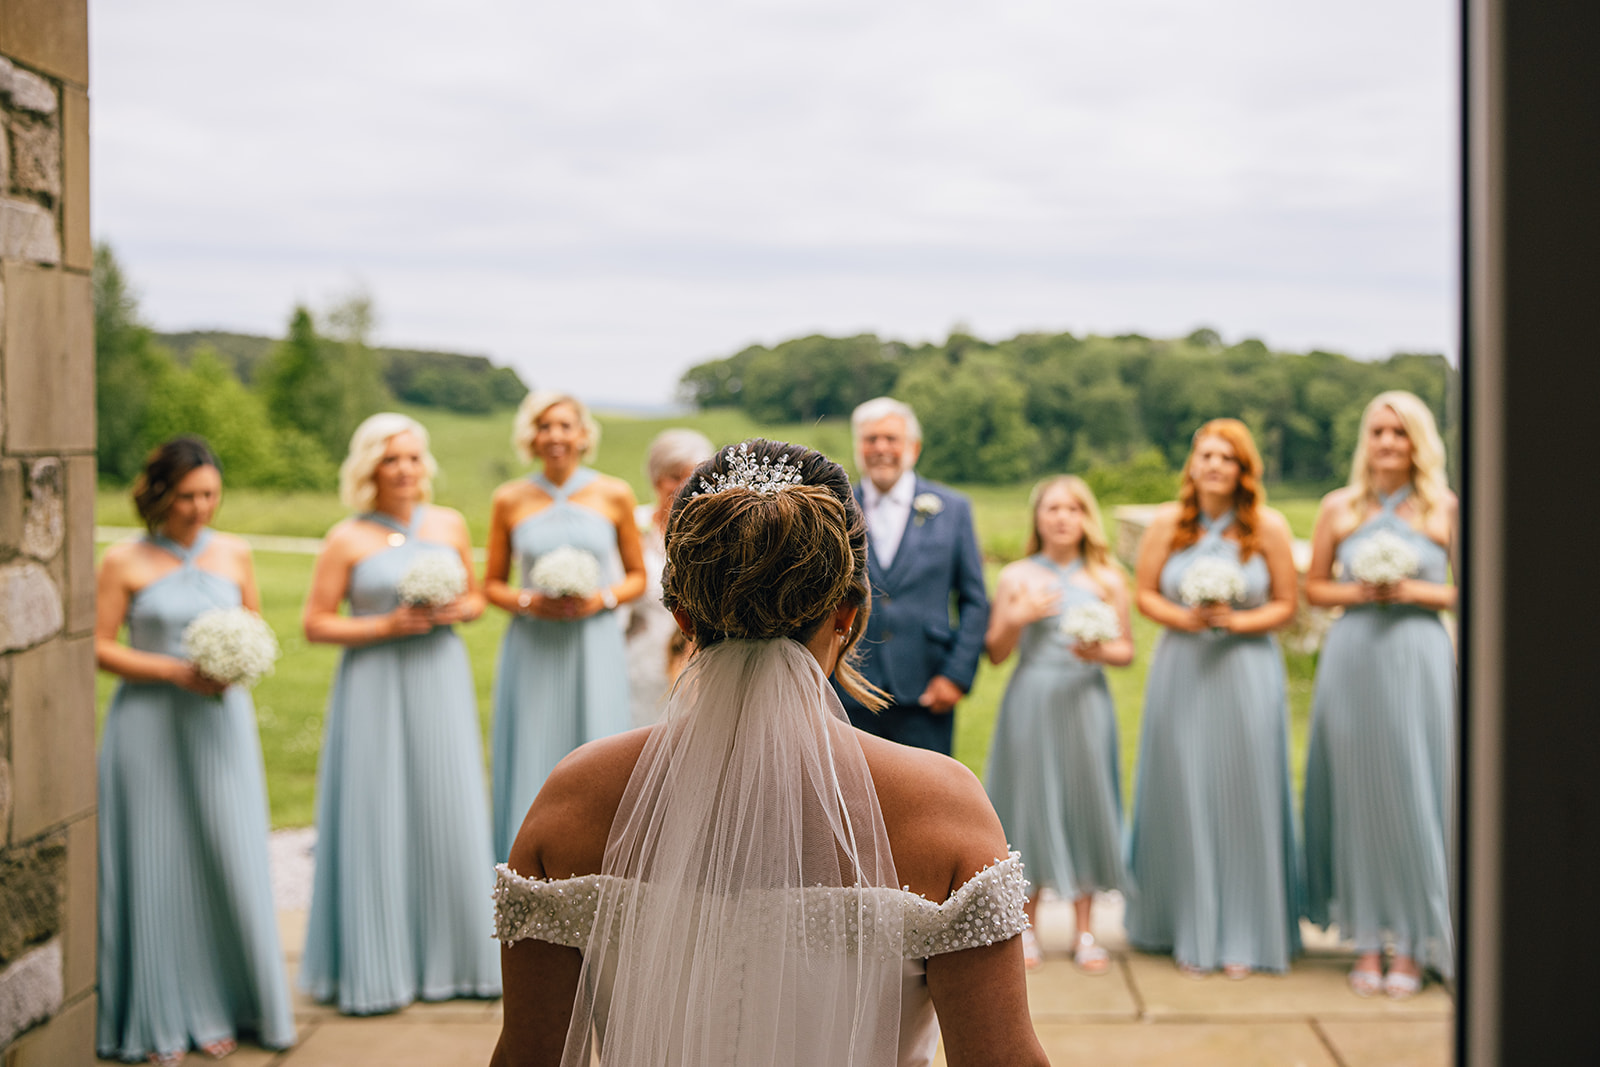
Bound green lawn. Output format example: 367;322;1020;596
96;407;1323;827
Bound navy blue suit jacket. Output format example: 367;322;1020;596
837;477;989;713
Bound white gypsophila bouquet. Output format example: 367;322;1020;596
1178;557;1247;607
397;551;468;607
529;545;601;598
1059;600;1121;646
1347;529;1420;587
181;607;280;689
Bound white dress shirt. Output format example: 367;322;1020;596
863;469;917;570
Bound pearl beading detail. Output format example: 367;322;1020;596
492;851;1029;959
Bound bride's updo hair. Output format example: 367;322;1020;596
661;439;886;709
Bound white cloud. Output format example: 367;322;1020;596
91;0;1457;405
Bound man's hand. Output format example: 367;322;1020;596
919;675;965;714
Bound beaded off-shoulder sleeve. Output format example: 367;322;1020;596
493;851;1028;958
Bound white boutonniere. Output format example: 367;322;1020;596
912;492;944;526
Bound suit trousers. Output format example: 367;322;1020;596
846;702;955;756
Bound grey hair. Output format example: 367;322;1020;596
850;397;922;445
644;428;715;486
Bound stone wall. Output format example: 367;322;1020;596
0;3;95;1065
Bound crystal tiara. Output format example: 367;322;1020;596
693;442;805;497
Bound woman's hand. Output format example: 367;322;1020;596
1007;583;1060;627
429;596;480;626
170;660;228;697
387;604;435;638
1072;639;1110;662
1360;580;1399;605
1196;602;1235;632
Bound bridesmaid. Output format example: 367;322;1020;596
299;413;501;1014
1302;391;1457;998
95;437;295;1063
625;428;714;726
984;476;1133;974
1126;419;1302;977
485;390;646;860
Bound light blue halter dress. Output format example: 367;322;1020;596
984;557;1130;900
491;469;630;860
97;530;296;1061
299;507;502;1014
1302;486;1455;977
1126;512;1303;972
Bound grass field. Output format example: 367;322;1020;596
96;405;1325;827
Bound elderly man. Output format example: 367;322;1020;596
835;397;989;755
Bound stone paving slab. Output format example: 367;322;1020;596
97;902;1455;1065
1024;957;1141;1020
276;1018;501;1067
1124;950;1453;1020
1317;1019;1453;1067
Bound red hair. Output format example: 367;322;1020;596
1170;418;1267;561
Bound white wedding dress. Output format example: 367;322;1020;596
494;639;1027;1067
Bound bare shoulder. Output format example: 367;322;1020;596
492;477;539;508
512;727;653;880
209;531;253;560
99;537;142;571
425;504;470;537
996;557;1047;592
593;472;637;506
858;733;1009;900
1439;489;1460;520
1257;505;1293;540
1320;485;1358;513
1147;501;1182;532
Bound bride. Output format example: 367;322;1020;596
491;440;1048;1067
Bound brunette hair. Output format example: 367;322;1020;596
660;439;886;709
1170;418;1267;560
132;436;222;533
1024;475;1119;586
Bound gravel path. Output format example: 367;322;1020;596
269;827;317;912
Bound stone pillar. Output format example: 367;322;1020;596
0;3;94;1065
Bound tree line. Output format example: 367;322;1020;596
679;327;1456;489
93;245;529;488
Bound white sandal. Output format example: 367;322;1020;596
1384;969;1422;999
1072;932;1110;974
1348;964;1385;997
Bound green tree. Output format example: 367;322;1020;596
899;352;1039;483
324;290;392;444
93;244;180;480
260;306;342;457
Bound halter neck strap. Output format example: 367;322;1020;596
531;467;598;501
1375;485;1413;512
1031;554;1083;578
147;528;212;564
360;506;426;537
1198;509;1235;540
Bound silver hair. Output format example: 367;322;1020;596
850;396;922;444
339;412;437;512
644;428;715;486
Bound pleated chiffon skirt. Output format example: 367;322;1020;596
1126;630;1303;972
300;627;502;1014
491;612;629;861
1303;605;1456;977
986;660;1129;899
97;682;296;1060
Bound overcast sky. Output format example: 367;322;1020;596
91;0;1457;408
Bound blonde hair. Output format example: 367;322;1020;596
1345;390;1449;528
512;390;600;464
339;413;437;513
1024;475;1119;586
